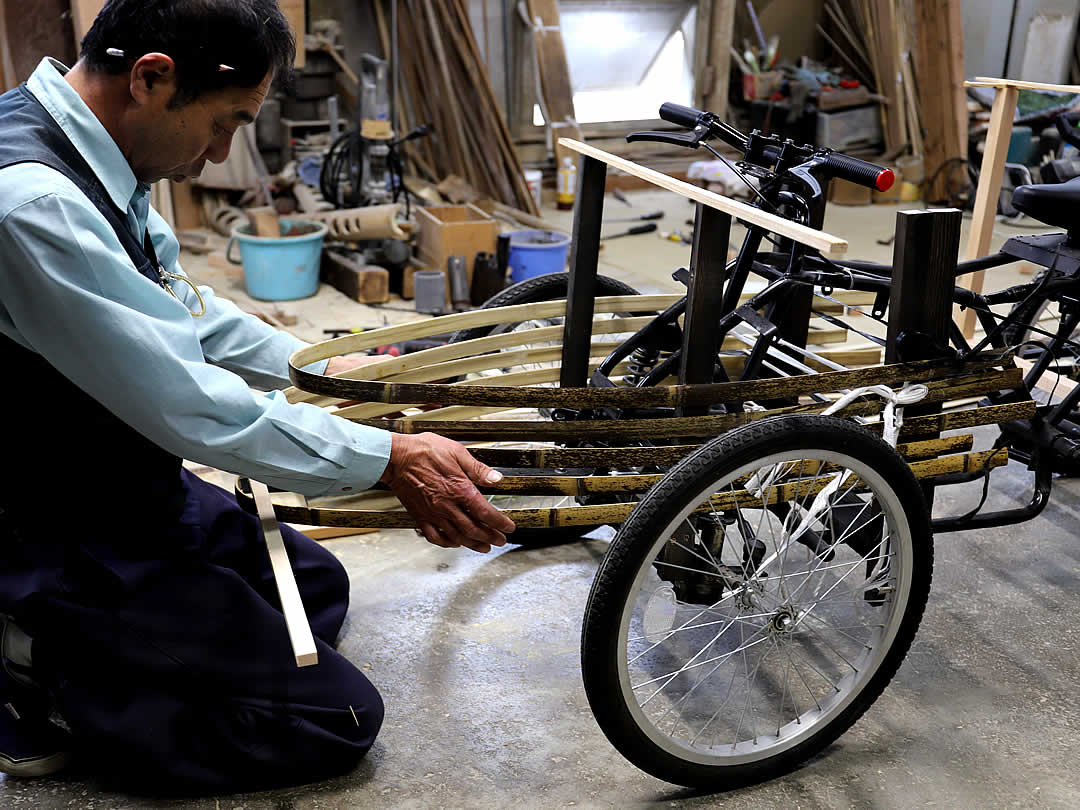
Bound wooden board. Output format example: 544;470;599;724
280;0;306;69
293;337;1011;410
1013;356;1078;399
526;0;584;166
915;0;967;202
966;77;1080;93
70;0;104;52
237;446;1011;530
702;0;736;121
557;139;849;257
249;480;318;668
959;82;1019;338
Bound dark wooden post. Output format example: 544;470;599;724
884;208;962;505
884;208;962;364
679;204;732;415
560;155;606;388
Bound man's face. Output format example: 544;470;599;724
134;71;272;184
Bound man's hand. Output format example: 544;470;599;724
326;355;383;376
380;432;516;553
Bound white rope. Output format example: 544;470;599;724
821;382;928;448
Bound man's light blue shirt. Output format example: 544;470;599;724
0;59;391;496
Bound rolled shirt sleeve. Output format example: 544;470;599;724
0;172;391;497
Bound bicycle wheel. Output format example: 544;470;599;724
449;272;646;547
448;272;642;344
581;414;933;788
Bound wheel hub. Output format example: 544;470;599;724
769;605;799;636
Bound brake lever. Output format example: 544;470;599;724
626;124;707;149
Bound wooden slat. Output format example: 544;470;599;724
557;138;849;257
915;0;967;201
241;448;1009;530
249;480;318;668
702;0;737;121
526;0;584;167
897;399;1035;438
967;77;1080;93
287;294;676;391
465;433;975;469
959;82;1019;338
347;368;1022;441
297;350;1008;411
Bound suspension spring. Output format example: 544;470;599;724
622;346;662;387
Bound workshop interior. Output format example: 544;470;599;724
2;0;1080;807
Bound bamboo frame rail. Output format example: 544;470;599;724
237;445;1011;530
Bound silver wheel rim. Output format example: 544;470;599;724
615;447;914;766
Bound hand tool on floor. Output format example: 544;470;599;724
601;223;658;241
612;188;633;206
603;211;664;223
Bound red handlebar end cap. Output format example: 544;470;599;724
875;168;895;192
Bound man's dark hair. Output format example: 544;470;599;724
81;0;295;108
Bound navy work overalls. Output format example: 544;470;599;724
0;84;383;792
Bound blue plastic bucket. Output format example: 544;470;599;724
227;219;328;301
507;229;571;283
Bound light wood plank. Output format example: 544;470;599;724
1013;356;1078;399
959;84;1019;338
249;480;319;668
557;138;849;256
967;77;1080;93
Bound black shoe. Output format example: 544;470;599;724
0;631;70;777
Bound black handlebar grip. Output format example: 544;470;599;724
659;102;706;129
822;152;895;191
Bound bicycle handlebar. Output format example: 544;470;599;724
654;101;894;192
658;101;704;129
820;152;895;192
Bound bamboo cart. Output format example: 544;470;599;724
240;141;1033;787
241;141;1029;534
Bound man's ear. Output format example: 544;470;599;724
129;53;177;106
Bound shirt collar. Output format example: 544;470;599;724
26;57;141;213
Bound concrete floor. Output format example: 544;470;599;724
3;195;1078;808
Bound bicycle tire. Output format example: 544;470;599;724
449;272;644;547
448;272;643;344
581;414;933;788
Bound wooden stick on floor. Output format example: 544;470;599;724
250;479;319;668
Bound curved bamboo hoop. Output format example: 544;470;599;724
273;294;1028;532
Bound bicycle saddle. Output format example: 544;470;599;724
1011;176;1080;241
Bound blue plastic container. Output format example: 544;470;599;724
507;229;571;283
227;219;328;301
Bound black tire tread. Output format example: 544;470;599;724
581;414;934;788
448;273;643;344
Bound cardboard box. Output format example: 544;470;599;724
416;204;498;307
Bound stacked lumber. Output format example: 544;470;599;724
825;1;965;202
372;0;539;216
524;0;583;168
912;0;967;202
